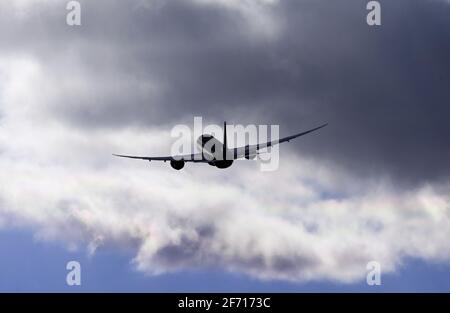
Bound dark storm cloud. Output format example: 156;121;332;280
2;0;450;184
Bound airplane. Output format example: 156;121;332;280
113;122;328;170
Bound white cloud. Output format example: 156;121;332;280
1;53;450;283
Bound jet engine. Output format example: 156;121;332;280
213;160;233;169
170;160;185;170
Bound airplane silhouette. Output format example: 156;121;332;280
113;122;328;170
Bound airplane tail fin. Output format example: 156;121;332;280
223;121;227;160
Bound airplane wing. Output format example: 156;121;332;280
232;123;328;160
112;153;210;163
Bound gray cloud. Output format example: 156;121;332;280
3;0;449;184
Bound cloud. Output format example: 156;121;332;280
1;0;450;283
191;0;281;39
2;0;446;185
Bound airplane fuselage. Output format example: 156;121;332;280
197;134;233;169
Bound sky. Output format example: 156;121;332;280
0;0;450;292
